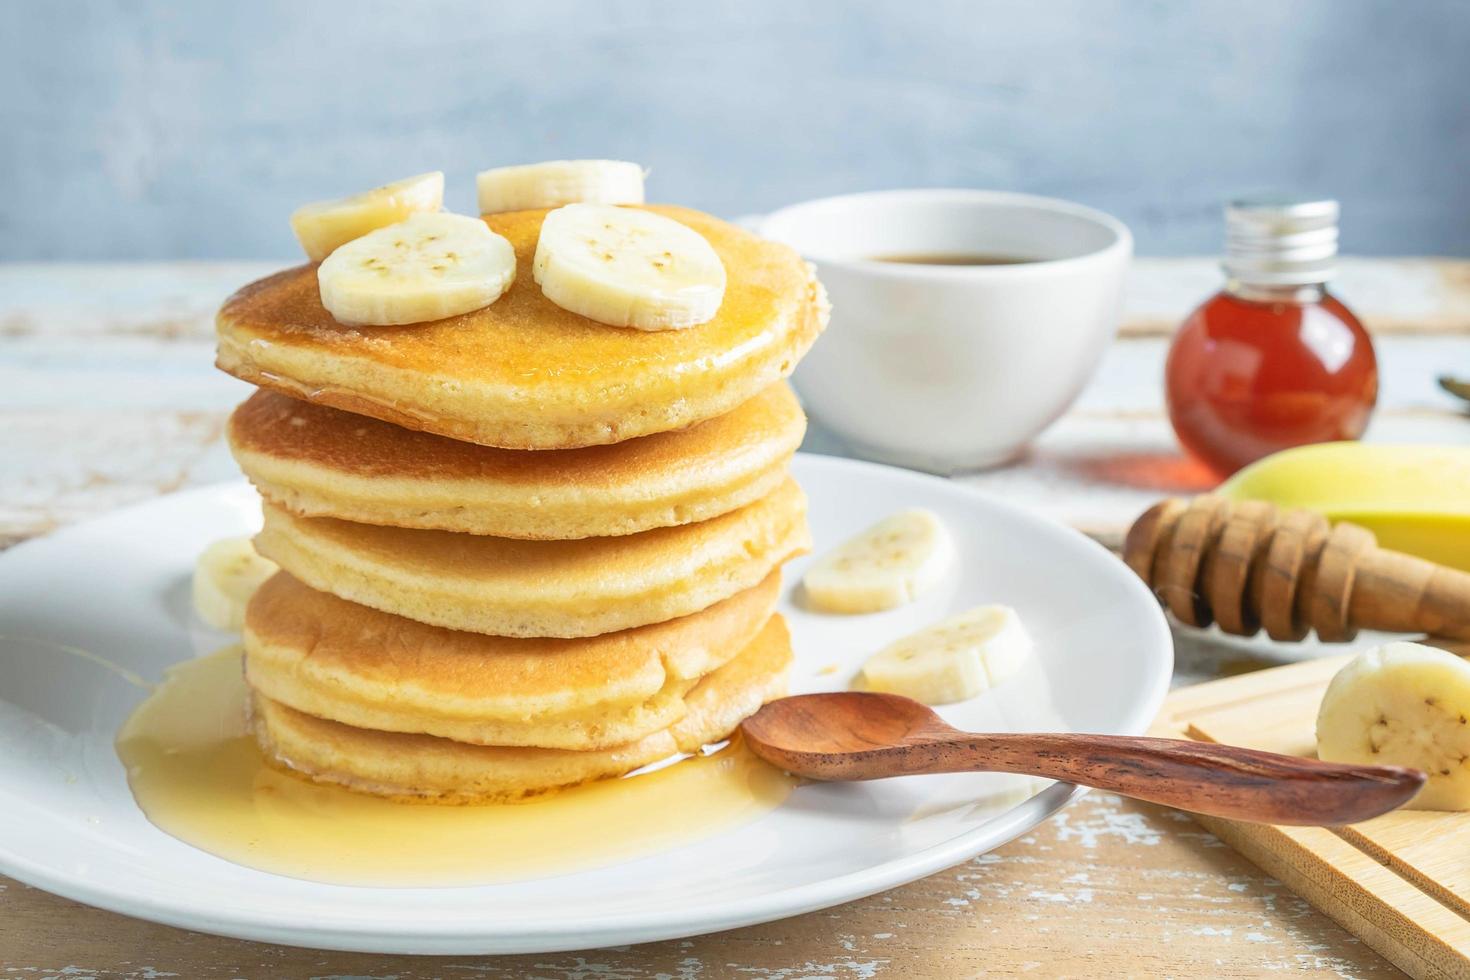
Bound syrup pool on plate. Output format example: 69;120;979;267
116;647;795;887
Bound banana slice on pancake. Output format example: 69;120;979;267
1317;641;1470;810
477;159;645;214
317;212;516;326
290;172;444;262
533;204;726;330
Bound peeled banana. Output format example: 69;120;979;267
290;172;444;262
193;536;278;632
476;160;644;214
1317;641;1470;811
317;212;516;326
803;509;954;614
532;203;726;330
1220;443;1470;572
856;605;1032;705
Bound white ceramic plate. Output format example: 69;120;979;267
0;453;1171;954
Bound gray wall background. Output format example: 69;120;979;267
3;0;1467;260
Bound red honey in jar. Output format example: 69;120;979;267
1165;197;1377;477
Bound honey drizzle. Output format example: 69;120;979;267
116;648;794;887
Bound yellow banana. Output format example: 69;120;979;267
1219;443;1470;572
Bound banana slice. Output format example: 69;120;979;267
477;160;645;214
803;509;954;614
290;172;444;262
1317;641;1470;811
532;203;726;330
192;536;278;632
317;212;516;326
856;605;1032;705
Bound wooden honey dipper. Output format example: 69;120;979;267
1124;495;1470;642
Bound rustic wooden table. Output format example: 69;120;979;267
1;258;1466;979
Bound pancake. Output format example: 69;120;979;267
253;475;809;638
227;383;805;539
242;569;780;750
216;206;829;450
251;614;793;803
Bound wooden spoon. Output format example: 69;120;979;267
741;692;1425;826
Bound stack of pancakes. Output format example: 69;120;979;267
215;205;828;802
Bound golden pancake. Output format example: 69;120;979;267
216;206;828;450
242;570;779;750
227;384;805;540
253;476;809;638
251;614;794;803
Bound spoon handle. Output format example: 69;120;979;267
912;732;1423;826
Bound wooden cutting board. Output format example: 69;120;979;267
1151;654;1470;979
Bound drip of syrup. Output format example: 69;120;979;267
116;648;795;887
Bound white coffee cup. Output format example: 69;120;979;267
761;189;1131;472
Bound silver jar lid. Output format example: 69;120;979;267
1223;195;1338;286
